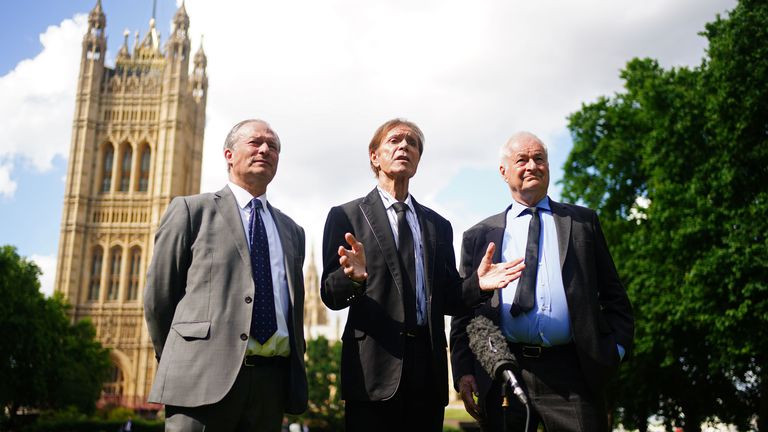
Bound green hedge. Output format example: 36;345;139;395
20;419;163;432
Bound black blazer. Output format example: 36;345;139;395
321;188;489;405
450;199;634;403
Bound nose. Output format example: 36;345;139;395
257;142;271;153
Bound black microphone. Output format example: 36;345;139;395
466;315;528;405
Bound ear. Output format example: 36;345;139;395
499;163;506;178
224;148;234;166
370;150;380;169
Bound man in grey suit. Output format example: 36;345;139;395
144;119;308;431
450;131;634;431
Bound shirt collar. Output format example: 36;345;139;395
228;182;267;210
376;185;415;213
508;195;550;218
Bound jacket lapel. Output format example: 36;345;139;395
359;188;404;297
269;204;297;306
550;199;571;270
214;186;252;271
483;212;507;316
412;197;436;299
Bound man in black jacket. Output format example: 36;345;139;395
321;118;525;432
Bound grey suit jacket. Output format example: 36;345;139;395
450;199;634;402
144;186;308;413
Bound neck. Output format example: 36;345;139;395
378;175;410;201
230;178;267;198
513;192;545;208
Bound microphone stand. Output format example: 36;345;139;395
500;372;531;431
500;385;510;432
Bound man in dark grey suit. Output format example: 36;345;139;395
450;131;634;431
144;119;308;431
321;119;525;432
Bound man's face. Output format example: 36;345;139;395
500;136;549;204
370;126;421;180
224;121;280;188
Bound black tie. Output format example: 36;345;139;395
393;202;417;329
510;207;540;317
249;199;277;344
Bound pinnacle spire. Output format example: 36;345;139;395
88;0;106;31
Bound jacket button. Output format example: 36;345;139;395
240;333;248;341
245;296;252;304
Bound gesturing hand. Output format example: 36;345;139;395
338;232;368;282
477;242;525;291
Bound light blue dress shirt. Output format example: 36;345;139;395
500;197;573;346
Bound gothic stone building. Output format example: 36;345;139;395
54;0;207;409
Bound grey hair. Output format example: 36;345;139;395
223;119;280;151
499;131;548;167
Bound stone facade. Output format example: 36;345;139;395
54;0;207;410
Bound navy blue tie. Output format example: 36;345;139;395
510;207;540;317
249;199;277;344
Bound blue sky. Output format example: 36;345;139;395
0;0;736;295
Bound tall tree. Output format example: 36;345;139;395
0;246;111;425
562;1;767;430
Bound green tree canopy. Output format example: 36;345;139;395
0;245;111;425
562;1;767;430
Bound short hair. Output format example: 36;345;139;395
223;119;280;172
223;119;280;151
499;131;548;167
368;118;425;176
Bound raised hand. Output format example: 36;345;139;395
477;242;525;290
338;232;368;282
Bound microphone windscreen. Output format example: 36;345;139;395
466;315;516;380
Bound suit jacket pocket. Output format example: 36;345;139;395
172;321;211;340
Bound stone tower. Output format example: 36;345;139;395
53;0;207;409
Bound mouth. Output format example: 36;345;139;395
251;158;272;167
395;155;410;163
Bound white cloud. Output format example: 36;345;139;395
180;0;734;258
31;254;57;297
0;162;17;198
1;1;736;267
0;14;85;197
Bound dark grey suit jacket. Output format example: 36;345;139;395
450;199;634;405
144;186;308;413
321;188;490;406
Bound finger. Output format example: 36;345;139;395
344;233;359;250
482;242;496;263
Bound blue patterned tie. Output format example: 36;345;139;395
249;199;277;344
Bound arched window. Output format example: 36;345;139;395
138;145;151;192
107;246;122;301
101;145;114;192
127;247;141;301
103;364;124;402
88;247;103;301
119;145;132;192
